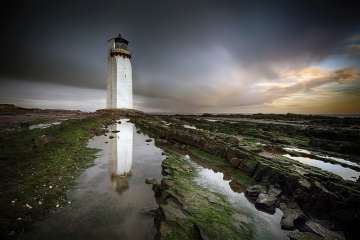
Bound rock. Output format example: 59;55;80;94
141;207;159;216
280;202;305;230
298;178;312;190
254;185;282;213
145;178;158;185
245;185;266;201
109;135;114;139
161;200;186;222
268;185;282;197
111;130;120;133
300;220;345;240
193;223;210;240
157;139;168;144
229;157;241;167
34;134;55;146
287;231;323;240
255;193;277;214
146;139;152;142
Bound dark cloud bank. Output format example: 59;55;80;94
1;0;360;112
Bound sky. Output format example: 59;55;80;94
1;0;360;113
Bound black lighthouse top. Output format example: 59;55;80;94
111;33;129;45
109;33;131;58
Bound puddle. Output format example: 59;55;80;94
283;147;311;155
29;121;62;130
284;147;360;167
318;154;360;168
283;154;360;181
256;142;266;146
205;119;220;122
161;120;171;126
191;158;288;240
22;119;165;240
183;124;197;130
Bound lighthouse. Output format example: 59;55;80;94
107;34;133;109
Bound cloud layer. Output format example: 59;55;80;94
1;0;359;113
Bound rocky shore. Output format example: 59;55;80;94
1;105;359;239
132;114;360;239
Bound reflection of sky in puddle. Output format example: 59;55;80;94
284;147;360;168
109;119;133;177
183;124;197;130
24;119;164;240
193;162;287;240
283;154;360;181
29;121;62;130
283;147;311;154
205;119;219;122
319;155;360;168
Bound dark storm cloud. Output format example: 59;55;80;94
1;0;360;112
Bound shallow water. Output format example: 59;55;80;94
22;119;164;240
29;121;62;130
283;147;311;155
283;147;360;168
192;159;288;240
283;154;360;181
183;124;197;130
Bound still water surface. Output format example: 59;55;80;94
23;119;164;240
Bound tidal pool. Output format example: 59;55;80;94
283;154;360;181
22;119;164;240
192;159;288;240
183;124;198;130
284;147;360;168
29;121;62;130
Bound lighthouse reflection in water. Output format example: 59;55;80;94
109;119;134;193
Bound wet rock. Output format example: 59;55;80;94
254;185;281;214
193;223;210;240
298;179;312;190
161;200;186;222
255;192;277;214
109;135;114;139
287;231;323;240
157;139;168;144
239;159;258;175
34;134;55;146
300;220;345;240
268;185;282;197
111;130;120;133
145;178;158;185
245;185;266;201
146;138;152;142
141;207;160;217
280;202;305;230
229;157;241;167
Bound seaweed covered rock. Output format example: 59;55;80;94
154;151;253;240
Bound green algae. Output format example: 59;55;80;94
0;115;113;238
157;150;253;240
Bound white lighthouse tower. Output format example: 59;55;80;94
107;34;133;109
